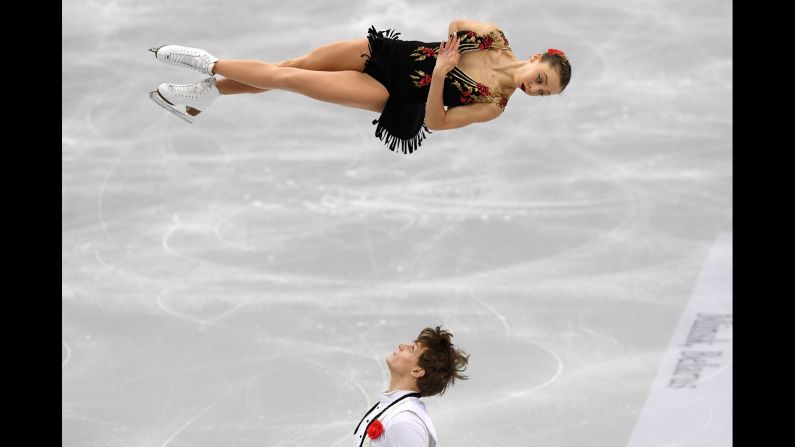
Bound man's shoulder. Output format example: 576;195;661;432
385;404;432;435
389;410;425;424
383;403;428;431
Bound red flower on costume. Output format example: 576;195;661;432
410;70;433;88
479;35;494;49
367;420;384;439
498;97;509;108
476;83;491;97
460;90;474;104
410;46;439;61
467;31;477;37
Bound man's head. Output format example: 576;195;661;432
385;326;470;397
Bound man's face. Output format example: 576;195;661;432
386;341;426;377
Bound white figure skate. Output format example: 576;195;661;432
149;77;219;123
149;45;219;76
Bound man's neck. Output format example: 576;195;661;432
387;377;420;394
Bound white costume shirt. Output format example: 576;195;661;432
352;390;437;447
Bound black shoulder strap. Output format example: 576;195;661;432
353;401;380;435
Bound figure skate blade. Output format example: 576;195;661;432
149;91;193;123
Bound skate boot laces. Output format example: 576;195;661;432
167;78;214;100
155;45;218;75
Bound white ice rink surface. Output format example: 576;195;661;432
62;1;732;446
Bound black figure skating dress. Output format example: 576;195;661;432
362;26;512;154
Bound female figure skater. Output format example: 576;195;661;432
149;19;572;154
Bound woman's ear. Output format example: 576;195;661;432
530;53;542;62
412;367;426;378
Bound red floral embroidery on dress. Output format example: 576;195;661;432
410;70;433;88
456;30;510;51
479;35;494;50
460;89;474;104
448;78;509;109
410;45;439;61
476;83;491;97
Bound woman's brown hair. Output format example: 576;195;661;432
541;51;571;92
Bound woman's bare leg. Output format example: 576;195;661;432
215;59;292;94
215;38;371;95
215;78;269;94
212;60;284;90
211;59;388;113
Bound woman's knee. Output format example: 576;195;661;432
275;57;305;69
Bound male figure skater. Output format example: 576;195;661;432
353;326;470;447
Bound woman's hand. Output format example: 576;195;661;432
434;34;460;76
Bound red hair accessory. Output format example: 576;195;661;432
547;48;566;57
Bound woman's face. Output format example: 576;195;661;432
518;58;562;97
